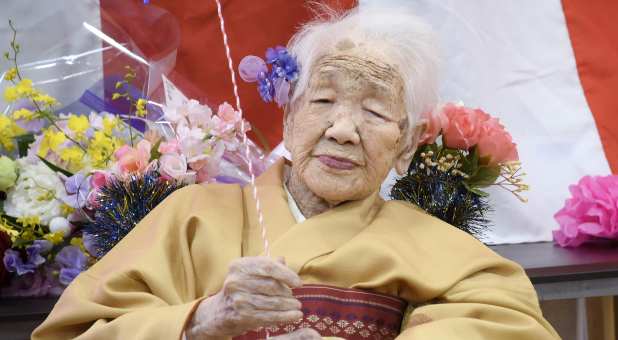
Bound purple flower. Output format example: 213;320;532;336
55;246;88;285
266;46;298;82
241;46;298;105
0;266;61;298
257;71;275;103
26;240;53;267
63;172;91;208
3;240;53;276
3;249;34;275
238;55;268;83
265;46;287;64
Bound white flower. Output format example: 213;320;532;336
4;158;68;225
159;152;196;184
49;216;72;236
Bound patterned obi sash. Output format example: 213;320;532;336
233;284;408;340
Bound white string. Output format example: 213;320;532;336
214;0;269;257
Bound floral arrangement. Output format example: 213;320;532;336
553;175;618;247
391;102;528;238
0;22;261;296
239;46;299;106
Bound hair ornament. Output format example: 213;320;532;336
239;46;299;107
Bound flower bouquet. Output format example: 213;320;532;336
391;102;528;239
0;22;265;296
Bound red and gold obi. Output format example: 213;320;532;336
234;285;408;340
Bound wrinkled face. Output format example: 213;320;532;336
284;45;412;203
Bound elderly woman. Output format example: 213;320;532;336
33;5;558;340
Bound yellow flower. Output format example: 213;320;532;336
44;232;64;245
38;128;67;157
12;108;36;121
16;215;41;228
5;67;17;81
0;115;25;151
60;204;75;216
15;78;34;97
88;131;121;168
4;79;35;102
60;146;85;172
102;116;119;135
20;230;36;243
0;219;19;242
70;237;89;255
112;93;123;100
136;98;147;117
67;115;89;139
32;92;58;107
3;86;18;102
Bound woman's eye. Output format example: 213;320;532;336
311;98;334;104
365;109;386;120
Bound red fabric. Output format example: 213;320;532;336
233;284;407;340
562;0;618;173
100;0;356;150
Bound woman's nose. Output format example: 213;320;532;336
324;115;361;145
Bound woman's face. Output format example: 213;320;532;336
284;46;412;204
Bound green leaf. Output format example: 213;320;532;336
150;139;162;161
37;156;74;177
461;146;480;177
14;133;34;158
462;181;490;197
466;165;501;188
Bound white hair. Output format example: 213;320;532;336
287;4;440;135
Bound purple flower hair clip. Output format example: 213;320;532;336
239;46;299;107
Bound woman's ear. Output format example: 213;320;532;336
394;121;425;175
282;104;294;151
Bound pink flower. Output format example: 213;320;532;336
158;140;180;154
217;102;239;123
476;114;519;166
196;160;220;183
89;171;108;190
114;140;152;174
418;107;447;145
216;102;250;135
159;152;196;184
441;103;484;150
553;175;618;247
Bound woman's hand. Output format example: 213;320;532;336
185;256;303;339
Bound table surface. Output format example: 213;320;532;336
490;241;618;284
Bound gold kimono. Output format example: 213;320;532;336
33;160;559;339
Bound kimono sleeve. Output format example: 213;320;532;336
397;258;560;340
32;184;244;340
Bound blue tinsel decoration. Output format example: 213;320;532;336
84;171;183;258
390;153;491;239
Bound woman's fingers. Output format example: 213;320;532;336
226;277;294;297
229;257;302;288
232;292;302;312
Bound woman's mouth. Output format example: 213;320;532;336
317;155;358;170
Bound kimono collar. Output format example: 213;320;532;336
243;158;384;273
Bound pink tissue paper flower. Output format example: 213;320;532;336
553;175;618;247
